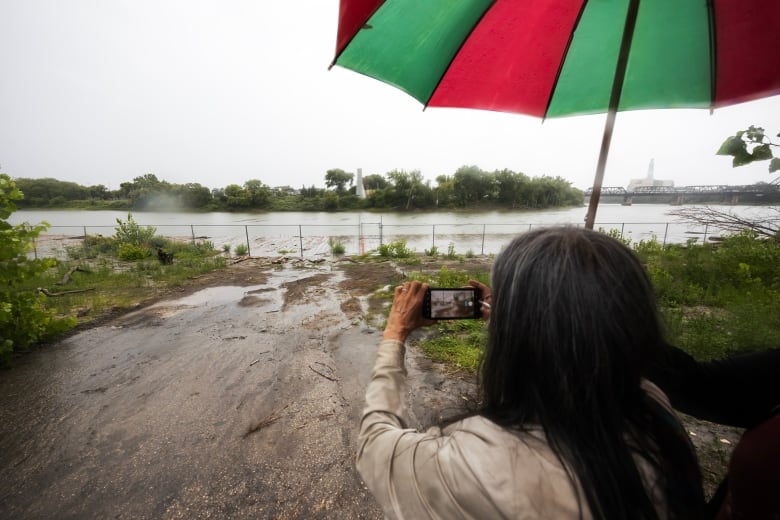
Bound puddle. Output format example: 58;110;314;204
171;285;269;307
151;265;345;314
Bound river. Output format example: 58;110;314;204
10;205;777;258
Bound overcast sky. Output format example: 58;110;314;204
1;0;778;192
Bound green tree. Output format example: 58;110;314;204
243;179;271;208
325;169;354;193
362;174;387;191
494;169;530;207
385;169;429;209
223;184;250;209
434;175;456;208
453;165;495;206
0;174;75;361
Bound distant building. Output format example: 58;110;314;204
626;159;674;192
356;168;366;199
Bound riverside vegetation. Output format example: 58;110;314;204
2;173;779;368
11;165;583;212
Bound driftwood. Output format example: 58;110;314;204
308;362;339;382
243;404;289;438
38;287;95;297
56;266;88;285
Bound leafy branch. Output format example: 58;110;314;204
716;125;780;175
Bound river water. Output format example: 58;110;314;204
10;205;776;258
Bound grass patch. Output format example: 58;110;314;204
419;320;486;371
20;249;226;328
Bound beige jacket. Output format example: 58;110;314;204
357;339;671;519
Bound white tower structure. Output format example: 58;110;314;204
356;168;366;199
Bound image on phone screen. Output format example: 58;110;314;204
424;288;481;319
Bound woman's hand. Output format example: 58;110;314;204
383;281;435;342
468;279;492;322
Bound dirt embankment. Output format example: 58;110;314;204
0;256;738;518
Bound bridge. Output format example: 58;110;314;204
584;184;780;205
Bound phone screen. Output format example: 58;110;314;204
423;288;482;319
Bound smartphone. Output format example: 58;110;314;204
423;287;482;320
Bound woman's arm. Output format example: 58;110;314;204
647;344;780;428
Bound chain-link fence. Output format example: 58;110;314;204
28;218;768;260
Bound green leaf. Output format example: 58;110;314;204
745;125;766;143
716;136;746;156
731;149;754;168
751;143;773;161
769;157;780;173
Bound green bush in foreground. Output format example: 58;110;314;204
0;175;76;362
637;232;780;359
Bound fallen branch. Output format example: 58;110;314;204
667;206;779;241
38;287;95;297
309;362;339;382
55;265;88;285
243;404;289;438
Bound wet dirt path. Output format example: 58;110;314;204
1;261;470;519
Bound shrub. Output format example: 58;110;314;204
446;242;456;259
424;245;439;257
234;243;249;256
378;240;413;258
0;174;76;361
114;213;156;247
329;237;346;256
118;243;150;261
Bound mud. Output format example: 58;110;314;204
0;256;739;518
0;258;479;519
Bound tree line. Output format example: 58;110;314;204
12;165;583;212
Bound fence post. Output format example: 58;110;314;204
31;225;38;260
190;225;196;244
245;225;251;257
663;223;669;248
481;224;486;255
84;226;88;257
703;224;709;243
621;223;625;238
432;224;435;251
299;225;303;258
379;217;383;248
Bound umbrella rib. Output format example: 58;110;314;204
706;0;718;111
329;1;388;70
540;0;590;122
420;0;500;109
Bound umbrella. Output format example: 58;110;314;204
330;0;780;228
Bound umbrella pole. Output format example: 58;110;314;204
584;109;617;229
584;0;641;230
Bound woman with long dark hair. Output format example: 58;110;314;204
357;227;704;519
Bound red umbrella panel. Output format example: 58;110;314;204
332;0;780;227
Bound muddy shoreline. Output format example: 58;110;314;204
0;257;738;517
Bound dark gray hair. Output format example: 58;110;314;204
480;226;702;519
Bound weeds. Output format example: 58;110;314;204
378;240;414;258
328;237;346;256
